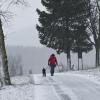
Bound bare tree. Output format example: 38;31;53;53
89;0;99;67
8;55;23;76
0;19;11;85
29;70;32;74
0;0;27;86
95;0;100;66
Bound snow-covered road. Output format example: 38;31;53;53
33;73;100;100
0;73;100;100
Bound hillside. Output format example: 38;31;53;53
6;46;95;74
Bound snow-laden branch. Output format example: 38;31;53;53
0;0;28;23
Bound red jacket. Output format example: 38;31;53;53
48;55;57;65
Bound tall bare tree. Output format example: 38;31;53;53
8;55;23;76
0;19;11;85
89;0;99;66
96;0;100;66
0;0;27;85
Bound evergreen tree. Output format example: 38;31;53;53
72;21;93;70
36;0;92;70
36;0;73;69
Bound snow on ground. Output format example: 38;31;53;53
0;84;34;100
0;75;35;100
68;67;100;84
0;68;100;100
11;75;30;85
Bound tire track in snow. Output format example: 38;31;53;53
48;77;71;100
29;75;71;100
29;75;78;100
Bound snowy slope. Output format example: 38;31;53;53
68;67;100;84
0;68;100;100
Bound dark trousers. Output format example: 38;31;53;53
50;65;56;76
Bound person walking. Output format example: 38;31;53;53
48;54;58;76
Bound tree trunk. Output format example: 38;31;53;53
96;46;100;67
78;51;83;70
98;16;100;66
78;55;79;70
0;54;5;86
96;47;99;67
67;50;71;70
99;43;100;66
97;10;100;67
0;19;11;85
95;3;100;67
95;37;100;67
81;55;83;70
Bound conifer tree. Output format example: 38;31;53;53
36;0;92;70
72;21;93;70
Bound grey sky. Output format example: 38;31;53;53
3;0;44;47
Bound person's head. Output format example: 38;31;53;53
51;54;55;57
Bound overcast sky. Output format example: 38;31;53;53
3;0;44;47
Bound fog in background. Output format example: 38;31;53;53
6;46;95;74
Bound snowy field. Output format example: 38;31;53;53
0;68;100;100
